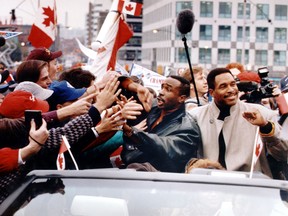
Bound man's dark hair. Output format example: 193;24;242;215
169;75;190;97
16;60;48;83
59;67;96;88
207;68;232;90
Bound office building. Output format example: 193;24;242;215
142;0;288;78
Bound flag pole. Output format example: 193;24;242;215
62;135;79;170
249;127;260;179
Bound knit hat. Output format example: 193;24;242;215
26;47;62;62
15;81;54;100
0;90;49;118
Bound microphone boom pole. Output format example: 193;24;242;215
176;9;200;106
181;35;200;106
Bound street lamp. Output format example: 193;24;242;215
152;29;159;34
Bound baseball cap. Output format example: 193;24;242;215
15;81;54;100
280;76;288;93
26;47;62;62
0;90;49;118
237;71;261;83
48;80;86;107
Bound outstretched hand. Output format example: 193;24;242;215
93;76;121;113
120;101;143;120
96;110;126;133
137;85;153;112
67;93;96;117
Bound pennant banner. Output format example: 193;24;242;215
0;31;22;40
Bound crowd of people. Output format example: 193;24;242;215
0;47;288;204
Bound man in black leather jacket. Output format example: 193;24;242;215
121;75;202;173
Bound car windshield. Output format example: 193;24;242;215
12;176;288;216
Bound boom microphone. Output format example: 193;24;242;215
0;37;5;47
176;9;200;106
176;9;195;35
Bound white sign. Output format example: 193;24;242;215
130;63;165;92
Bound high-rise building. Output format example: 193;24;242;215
142;0;288;79
85;0;112;47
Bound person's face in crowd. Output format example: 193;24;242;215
157;77;184;111
210;72;239;107
194;72;208;96
36;65;52;89
48;59;58;80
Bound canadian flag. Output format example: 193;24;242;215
90;15;133;81
118;1;142;16
249;127;263;178
252;132;263;166
110;146;124;168
28;0;57;48
56;136;69;170
56;135;79;170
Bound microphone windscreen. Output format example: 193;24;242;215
0;37;5;47
176;9;195;35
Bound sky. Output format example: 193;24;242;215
0;0;96;29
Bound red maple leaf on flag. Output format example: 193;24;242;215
125;4;134;12
42;6;55;27
255;143;261;157
58;155;64;169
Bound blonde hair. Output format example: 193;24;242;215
181;66;204;82
185;158;225;173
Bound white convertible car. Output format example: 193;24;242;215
1;168;288;216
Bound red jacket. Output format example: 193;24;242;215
0;148;19;173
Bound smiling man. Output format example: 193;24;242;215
121;75;201;173
189;68;288;178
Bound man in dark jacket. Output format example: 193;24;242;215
121;75;201;173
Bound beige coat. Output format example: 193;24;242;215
189;100;288;177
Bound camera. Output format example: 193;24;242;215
236;67;275;103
